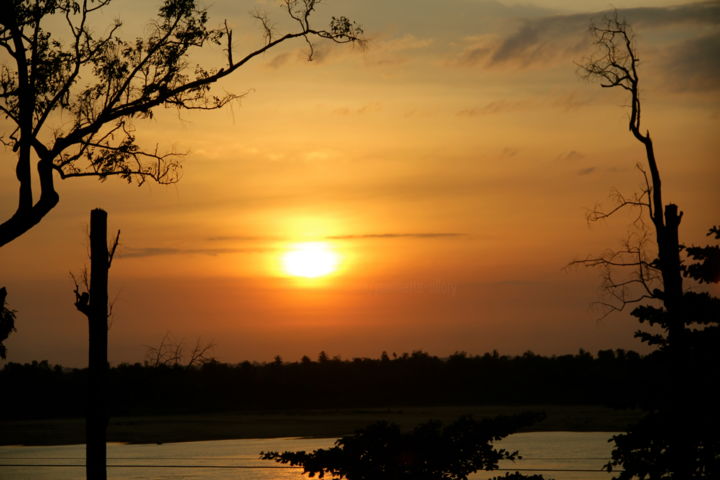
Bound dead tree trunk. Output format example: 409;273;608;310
74;209;113;480
87;209;108;480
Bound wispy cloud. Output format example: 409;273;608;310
458;2;720;79
557;150;585;162
457;93;591;117
206;235;278;242
500;147;519;159
363;34;434;67
661;31;720;91
326;233;467;240
332;102;382;116
552;92;592;111
120;246;270;258
457;99;534;116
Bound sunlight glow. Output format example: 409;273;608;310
282;242;340;278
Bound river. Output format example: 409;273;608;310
0;431;617;479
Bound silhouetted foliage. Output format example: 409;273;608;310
578;12;720;480
0;287;16;359
682;226;720;285
261;413;548;480
0;350;650;420
604;226;720;480
0;0;363;247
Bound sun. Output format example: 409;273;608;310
282;242;340;278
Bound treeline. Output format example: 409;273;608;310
0;349;656;420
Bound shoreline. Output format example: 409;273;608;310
0;404;640;446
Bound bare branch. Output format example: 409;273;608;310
144;333;215;368
108;230;120;268
186;338;216;368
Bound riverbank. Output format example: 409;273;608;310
0;404;639;445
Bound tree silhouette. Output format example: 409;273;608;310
0;0;362;247
72;208;117;480
144;332;215;368
261;413;547;480
575;12;720;479
0;287;17;359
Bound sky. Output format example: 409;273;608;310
1;0;718;366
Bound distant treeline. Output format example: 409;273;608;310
1;349;656;420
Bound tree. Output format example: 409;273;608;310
575;12;720;479
0;0;363;247
144;332;216;368
72;208;117;480
0;287;16;359
261;413;547;480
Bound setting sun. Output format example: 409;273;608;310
281;242;340;278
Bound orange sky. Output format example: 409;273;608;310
1;0;718;366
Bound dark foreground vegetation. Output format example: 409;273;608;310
1;349;652;421
262;413;548;480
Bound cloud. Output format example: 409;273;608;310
557;150;585;162
457;94;589;117
266;52;293;69
363;34;434;67
376;34;434;52
206;235;280;242
500;147;519;158
325;233;467;240
332;102;382;116
552;92;591;111
468;2;720;71
457;99;534;116
120;246;269;258
452;34;499;67
661;31;720;91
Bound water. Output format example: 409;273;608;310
0;432;616;480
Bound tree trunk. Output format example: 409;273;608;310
86;209;109;480
657;203;691;480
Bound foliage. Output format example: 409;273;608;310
0;288;17;359
605;226;720;479
629;226;720;349
260;413;547;480
682;226;720;285
606;410;720;480
0;0;362;246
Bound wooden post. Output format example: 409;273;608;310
86;209;109;480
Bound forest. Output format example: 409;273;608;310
1;349;654;419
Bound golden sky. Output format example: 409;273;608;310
1;0;718;365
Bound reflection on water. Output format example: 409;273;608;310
0;432;615;480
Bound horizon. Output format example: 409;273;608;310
7;345;646;370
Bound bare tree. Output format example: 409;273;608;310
0;0;363;247
575;12;719;480
145;332;215;368
572;12;684;336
